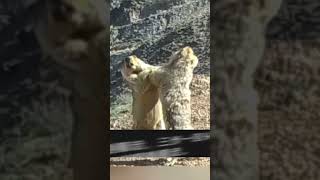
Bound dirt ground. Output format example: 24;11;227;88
110;157;210;167
258;110;320;179
110;74;210;130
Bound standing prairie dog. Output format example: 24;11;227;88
121;55;165;130
146;47;198;130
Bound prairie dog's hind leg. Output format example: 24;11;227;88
156;118;166;130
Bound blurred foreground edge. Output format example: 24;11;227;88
110;131;210;157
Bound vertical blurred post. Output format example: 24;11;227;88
213;1;282;180
33;0;108;179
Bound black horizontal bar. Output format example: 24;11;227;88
110;130;210;157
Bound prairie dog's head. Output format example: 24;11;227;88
168;46;198;68
124;55;144;73
121;55;144;80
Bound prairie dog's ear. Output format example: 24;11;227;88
181;46;194;57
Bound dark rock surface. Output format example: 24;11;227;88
266;0;320;40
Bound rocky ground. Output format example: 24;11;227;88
110;0;210;130
256;40;320;180
110;157;209;167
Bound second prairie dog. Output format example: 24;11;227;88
141;46;198;129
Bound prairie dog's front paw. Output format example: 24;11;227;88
127;74;138;84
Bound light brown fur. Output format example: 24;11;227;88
121;56;165;130
123;47;198;130
146;47;198;129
